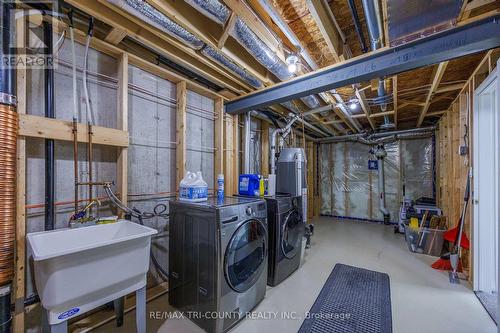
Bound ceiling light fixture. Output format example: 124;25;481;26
286;54;299;73
348;98;359;110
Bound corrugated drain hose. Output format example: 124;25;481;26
103;185;169;281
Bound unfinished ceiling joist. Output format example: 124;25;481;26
417;61;449;127
225;15;500;114
306;0;346;62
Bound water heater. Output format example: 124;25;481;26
276;148;307;222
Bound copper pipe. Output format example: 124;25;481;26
0;104;17;286
73;120;78;215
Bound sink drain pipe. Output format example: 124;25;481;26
0;2;17;332
374;145;390;224
44;20;55;231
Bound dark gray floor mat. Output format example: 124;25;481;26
298;263;392;333
475;291;497;324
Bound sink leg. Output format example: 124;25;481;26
114;297;125;327
136;286;146;333
50;321;68;333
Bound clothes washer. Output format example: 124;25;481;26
169;197;268;333
265;194;304;286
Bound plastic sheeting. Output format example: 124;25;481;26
320;137;434;222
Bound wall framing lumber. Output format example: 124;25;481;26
117;53;128;206
49;16;226;100
18;115;129;147
214;97;224;181
66;0;250;92
261;121;270;177
176;81;187;190
14;11;26;332
393;76;398;127
232;115;240;195
224;114;235;196
104;27;127;45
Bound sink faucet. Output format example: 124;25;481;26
70;199;101;224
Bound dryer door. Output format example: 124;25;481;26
281;209;302;259
225;219;267;293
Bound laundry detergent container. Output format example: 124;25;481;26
27;220;157;324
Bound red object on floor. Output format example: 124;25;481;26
443;226;470;249
431;257;463;272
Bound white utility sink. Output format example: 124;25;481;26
27;220;157;327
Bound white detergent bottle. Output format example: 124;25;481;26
192;171;208;202
179;171;208;202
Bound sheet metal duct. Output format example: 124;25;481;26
106;0;262;88
387;0;462;46
361;0;393;129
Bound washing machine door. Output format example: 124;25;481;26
281;209;302;259
225;219;267;293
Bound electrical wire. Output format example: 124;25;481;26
83;18;96;126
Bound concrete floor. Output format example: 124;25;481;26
96;217;496;333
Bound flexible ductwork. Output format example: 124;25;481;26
186;0;327;114
185;0;230;24
108;0;204;49
318;126;435;144
301;95;321;109
230;18;293;82
106;0;262;88
184;0;294;81
200;46;262;88
0;2;16;332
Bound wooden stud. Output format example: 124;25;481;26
224;114;234;196
117;53;128;207
14;11;26;333
261;121;270;177
218;12;237;49
214;97;224;181
176;81;187;190
393;76;398;128
18;115;129;147
232;115;240;195
104;27;127;45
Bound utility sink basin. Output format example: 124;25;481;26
27;220;157;325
